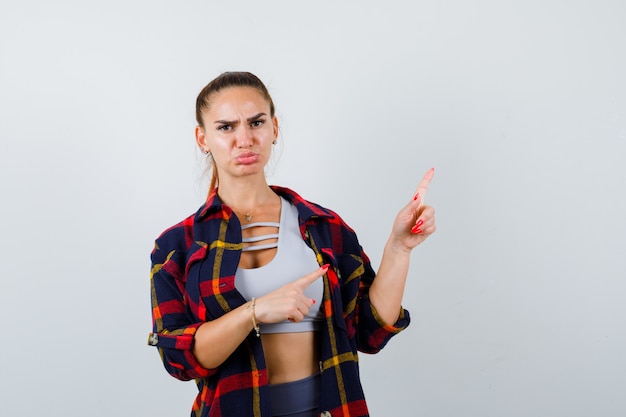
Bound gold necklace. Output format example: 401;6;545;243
239;193;274;223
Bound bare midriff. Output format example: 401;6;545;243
261;332;320;384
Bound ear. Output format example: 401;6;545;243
195;125;209;152
272;116;279;139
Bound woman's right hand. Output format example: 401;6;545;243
254;264;329;324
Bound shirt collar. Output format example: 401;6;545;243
195;186;335;223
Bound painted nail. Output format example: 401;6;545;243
415;219;424;228
321;264;330;269
312;299;317;304
413;192;420;201
411;225;423;234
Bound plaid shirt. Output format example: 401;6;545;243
148;186;410;417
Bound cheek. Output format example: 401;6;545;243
207;136;231;151
206;141;232;167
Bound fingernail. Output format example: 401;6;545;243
312;299;317;304
411;225;423;234
321;264;330;269
413;192;420;201
416;219;424;228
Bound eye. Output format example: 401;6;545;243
217;124;232;131
250;119;265;128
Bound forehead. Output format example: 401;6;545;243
206;87;270;117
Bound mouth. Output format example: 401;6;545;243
235;152;260;165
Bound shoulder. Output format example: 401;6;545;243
272;186;344;224
273;186;361;246
152;209;202;259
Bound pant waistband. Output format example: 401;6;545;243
268;373;320;416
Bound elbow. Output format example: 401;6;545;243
163;359;196;381
155;347;213;381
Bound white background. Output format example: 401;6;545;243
1;1;625;416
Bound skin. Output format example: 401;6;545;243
192;86;436;384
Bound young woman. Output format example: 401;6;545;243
148;72;436;417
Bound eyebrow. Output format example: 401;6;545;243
213;113;267;125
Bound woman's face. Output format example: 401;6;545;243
196;86;278;183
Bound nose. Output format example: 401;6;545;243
236;126;253;148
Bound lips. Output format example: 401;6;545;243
235;152;260;165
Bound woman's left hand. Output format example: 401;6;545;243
389;167;437;252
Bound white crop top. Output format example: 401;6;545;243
235;198;323;334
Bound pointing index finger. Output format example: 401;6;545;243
294;264;329;289
413;167;435;205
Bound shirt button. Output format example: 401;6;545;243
148;333;159;346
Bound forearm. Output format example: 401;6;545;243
192;266;327;369
192;302;256;369
366;168;436;325
369;238;412;324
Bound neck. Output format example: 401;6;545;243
215;176;276;213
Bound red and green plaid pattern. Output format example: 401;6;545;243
149;187;410;417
